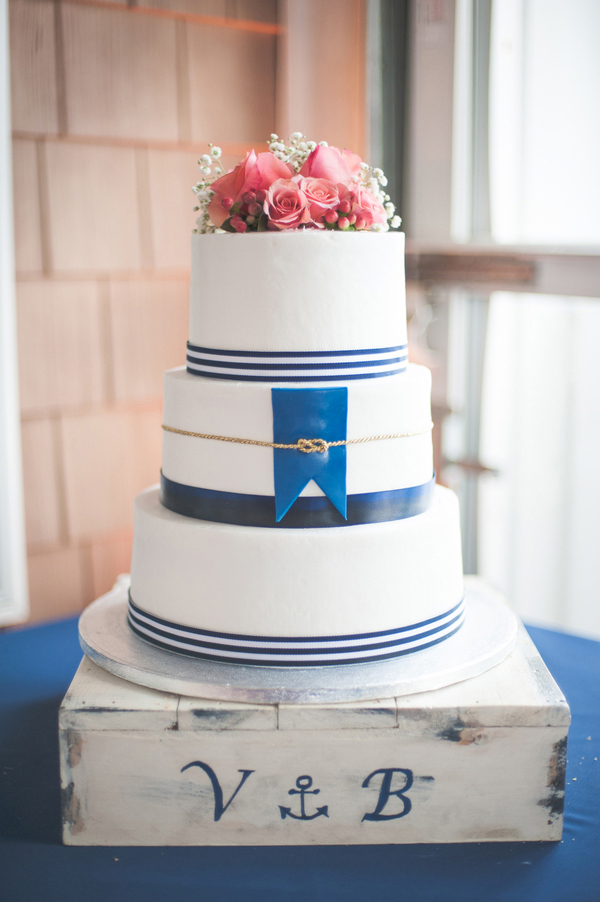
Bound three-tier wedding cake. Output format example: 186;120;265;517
127;136;465;667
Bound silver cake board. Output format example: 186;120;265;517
78;575;518;704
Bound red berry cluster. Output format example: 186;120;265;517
323;200;367;231
221;189;268;233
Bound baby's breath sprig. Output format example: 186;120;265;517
268;132;318;172
192;144;226;234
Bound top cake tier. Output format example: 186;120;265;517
189;231;407;357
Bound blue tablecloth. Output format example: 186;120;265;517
0;617;598;902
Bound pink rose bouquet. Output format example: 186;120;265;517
193;134;401;234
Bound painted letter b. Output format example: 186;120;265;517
361;768;413;821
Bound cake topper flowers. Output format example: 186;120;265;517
193;133;401;234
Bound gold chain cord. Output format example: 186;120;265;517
162;422;434;453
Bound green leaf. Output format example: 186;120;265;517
220;218;236;233
257;213;269;232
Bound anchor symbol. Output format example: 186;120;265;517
279;775;329;820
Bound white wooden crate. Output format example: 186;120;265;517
59;620;570;845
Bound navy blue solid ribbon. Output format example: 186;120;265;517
160;472;435;528
272;387;348;521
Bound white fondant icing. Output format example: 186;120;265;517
130;485;464;637
162;364;434;495
189;231;407;352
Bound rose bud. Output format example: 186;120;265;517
348;213;357;225
256;189;267;203
338;216;350;229
325;209;338;224
221;196;234;210
338;200;351;214
242;190;256;205
355;216;366;230
248;201;262;216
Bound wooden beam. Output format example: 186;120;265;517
406;250;536;286
61;0;283;35
405;244;600;298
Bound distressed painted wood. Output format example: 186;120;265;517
60;618;570;845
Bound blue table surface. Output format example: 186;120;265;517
0;617;598;902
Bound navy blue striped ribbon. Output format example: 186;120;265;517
160;472;435;528
128;594;466;666
186;342;408;382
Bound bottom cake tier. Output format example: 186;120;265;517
128;484;465;665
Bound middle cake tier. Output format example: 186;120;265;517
162;363;434;508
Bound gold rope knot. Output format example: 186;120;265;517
296;438;329;454
161;422;433;448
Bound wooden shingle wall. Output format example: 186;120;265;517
10;0;279;622
10;0;367;623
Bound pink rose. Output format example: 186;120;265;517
208;151;293;227
297;177;339;224
300;145;352;185
350;184;387;228
264;179;311;230
340;148;363;178
254;151;294;190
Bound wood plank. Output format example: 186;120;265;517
63;0;282;33
27;545;90;621
231;0;278;23
395;635;570;730
89;531;134;598
17;267;190;283
60;406;161;539
405;250;537;285
404;247;600;299
279;0;366;158
404;0;455;241
61;2;179;141
44;142;142;271
146;149;200;269
144;0;228;16
61;723;567;844
177;696;277;732
60;657;179;731
534;254;600;299
60;408;132;537
186;23;276;144
16;280;105;413
21;418;63;548
9;0;59;134
278;698;397;732
13;130;267;157
142;0;278;24
108;279;188;402
12;138;43;274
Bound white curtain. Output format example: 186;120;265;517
474;0;600;638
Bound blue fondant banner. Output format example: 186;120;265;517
272;387;348;522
